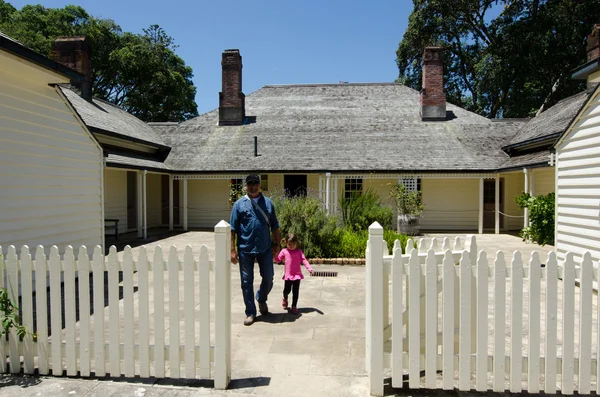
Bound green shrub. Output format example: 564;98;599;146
515;192;555;246
339;188;393;231
271;190;342;258
271;189;409;259
383;230;411;255
336;229;368;258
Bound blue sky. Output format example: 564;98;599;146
9;0;411;115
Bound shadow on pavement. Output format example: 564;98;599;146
0;374;42;388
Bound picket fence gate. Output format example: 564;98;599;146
366;221;600;396
0;220;232;389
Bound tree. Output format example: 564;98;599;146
0;1;198;121
396;0;600;118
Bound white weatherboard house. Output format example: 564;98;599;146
555;25;600;262
0;33;104;253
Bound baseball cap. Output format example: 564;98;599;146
245;174;260;184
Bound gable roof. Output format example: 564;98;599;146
153;83;526;173
59;86;169;152
504;91;591;150
555;83;600;149
0;31;84;82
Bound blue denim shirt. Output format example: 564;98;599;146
230;194;280;254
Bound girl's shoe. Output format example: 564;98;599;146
290;307;299;314
282;298;288;309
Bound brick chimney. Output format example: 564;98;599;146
219;49;245;126
587;24;600;62
50;36;92;100
420;46;446;121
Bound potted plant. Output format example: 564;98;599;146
388;183;424;236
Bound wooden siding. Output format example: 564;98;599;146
420;179;479;230
502;172;525;231
103;169;128;231
0;51;103;254
187;179;230;228
556;90;600;262
146;173;162;228
532;167;555;196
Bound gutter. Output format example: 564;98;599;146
571;58;600;80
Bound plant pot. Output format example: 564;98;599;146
397;214;421;236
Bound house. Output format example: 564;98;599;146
554;24;600;262
0;33;104;253
150;48;533;233
3;27;597;249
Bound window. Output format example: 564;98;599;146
400;177;421;192
260;174;269;191
229;178;244;207
344;178;363;199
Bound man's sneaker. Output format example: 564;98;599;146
258;301;269;316
290;307;299;315
282;298;288;309
243;315;255;326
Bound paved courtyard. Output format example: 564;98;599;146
0;232;556;396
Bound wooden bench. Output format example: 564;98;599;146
104;219;119;240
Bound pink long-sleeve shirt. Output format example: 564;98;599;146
275;248;313;280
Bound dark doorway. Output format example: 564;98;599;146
126;171;137;231
284;174;307;197
161;175;180;225
483;179;504;229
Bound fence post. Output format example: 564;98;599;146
214;220;231;389
367;222;384;396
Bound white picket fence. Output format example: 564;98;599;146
0;220;232;389
366;221;600;396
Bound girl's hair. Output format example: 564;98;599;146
285;233;299;245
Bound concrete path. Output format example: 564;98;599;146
0;232;555;396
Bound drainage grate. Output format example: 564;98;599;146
312;271;338;277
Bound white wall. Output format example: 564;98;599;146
146;173;162;228
532;167;555;196
420;179;479;230
187;179;231;229
556;90;600;262
103;169;128;231
502;172;525;231
0;51;103;254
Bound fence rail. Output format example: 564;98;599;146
366;221;600;396
0;220;232;389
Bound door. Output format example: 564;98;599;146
284;174;307;197
161;175;180;225
126;171;137;230
483;179;504;229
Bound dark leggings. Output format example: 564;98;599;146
283;280;301;307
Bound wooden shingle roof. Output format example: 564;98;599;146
154;83;526;173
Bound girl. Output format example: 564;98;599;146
275;233;313;314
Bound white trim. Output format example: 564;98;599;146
142;170;147;240
478;178;484;234
183;179;188;231
169;175;174;231
331;173;498;180
173;174;246;180
523;168;529;229
495;176;500;234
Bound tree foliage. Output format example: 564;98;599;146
396;0;600;118
0;1;198;121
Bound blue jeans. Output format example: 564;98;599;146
238;250;274;316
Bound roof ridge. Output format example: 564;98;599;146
262;82;404;88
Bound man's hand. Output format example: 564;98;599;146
272;244;280;259
231;249;238;264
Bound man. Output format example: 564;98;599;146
230;174;281;326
